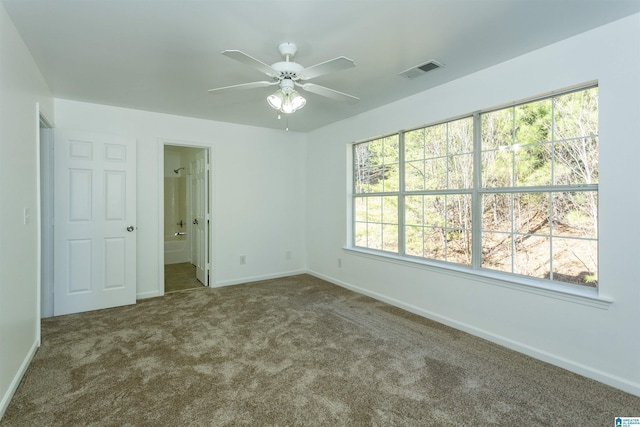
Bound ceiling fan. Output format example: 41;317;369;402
208;42;359;114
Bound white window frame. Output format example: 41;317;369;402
349;83;603;301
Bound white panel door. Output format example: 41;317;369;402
191;149;208;285
54;130;136;316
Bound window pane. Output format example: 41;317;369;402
514;235;550;278
552;238;597;287
353;142;384;193
514;98;551;145
424;157;447;190
353;143;370;193
482;108;513;150
554;87;598;140
405;129;425;161
368;224;383;250
445;193;472;265
354;197;366;222
354;137;401;194
366;197;382;223
424;124;447;158
354;175;365;193
355;222;367;248
553;138;598;185
514;143;552;187
448;117;474;154
482;193;511;233
368;139;383;159
424;228;446;262
423;196;446;227
383;163;400;192
446;194;472;231
382;196;398;224
405;226;424;257
482;149;513;188
482;232;513;273
447;230;472;265
551;192;597;239
405;160;425;191
448;153;473;189
513;192;549;235
383;135;400;163
405;195;424;226
382;225;398;252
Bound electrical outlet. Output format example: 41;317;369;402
239;255;246;265
286;251;292;260
338;258;342;268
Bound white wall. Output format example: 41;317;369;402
54;100;307;298
306;14;640;396
0;2;54;417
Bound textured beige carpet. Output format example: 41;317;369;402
2;274;639;426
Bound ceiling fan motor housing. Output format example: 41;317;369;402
278;42;298;59
279;78;295;94
270;61;304;81
271;43;303;82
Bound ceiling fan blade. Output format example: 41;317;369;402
297;83;359;104
298;57;356;80
222;50;277;76
208;81;277;95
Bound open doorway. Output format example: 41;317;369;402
163;144;210;293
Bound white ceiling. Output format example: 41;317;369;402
3;0;639;132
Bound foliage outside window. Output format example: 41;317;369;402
352;86;598;287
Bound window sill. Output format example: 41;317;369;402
343;247;613;310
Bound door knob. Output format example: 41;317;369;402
193;219;198;225
127;226;135;232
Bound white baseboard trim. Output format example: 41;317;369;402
213;269;308;288
136;269;309;299
307;270;640;398
0;339;39;420
136;290;163;300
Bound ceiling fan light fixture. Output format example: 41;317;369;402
267;91;285;110
283;90;306;114
268;88;306;114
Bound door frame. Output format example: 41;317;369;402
158;139;213;295
38;107;54;320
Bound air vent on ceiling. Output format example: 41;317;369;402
399;60;443;79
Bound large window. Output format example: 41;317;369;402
352;85;598;288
